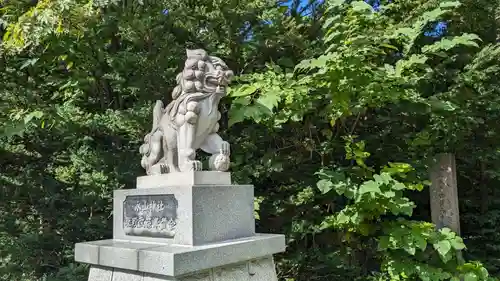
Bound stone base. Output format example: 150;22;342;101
136;172;232;188
76;234;285;278
87;255;278;281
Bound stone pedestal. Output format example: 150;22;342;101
75;172;286;281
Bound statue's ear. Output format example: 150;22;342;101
209;56;227;68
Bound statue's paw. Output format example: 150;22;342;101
213;154;230;172
149;164;164;175
192;160;203;171
220;141;230;156
160;164;170;174
181;160;203;172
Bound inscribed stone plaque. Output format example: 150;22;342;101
123;194;178;238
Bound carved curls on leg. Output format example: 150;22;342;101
178;101;203;172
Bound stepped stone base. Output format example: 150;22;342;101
77;171;286;281
77;234;285;281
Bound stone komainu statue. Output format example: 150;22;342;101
139;49;234;175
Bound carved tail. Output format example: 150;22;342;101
152;100;164;130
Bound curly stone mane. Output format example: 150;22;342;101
163;52;230;124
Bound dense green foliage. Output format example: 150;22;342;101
1;0;500;280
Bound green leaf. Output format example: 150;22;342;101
230;84;258;97
322;17;336;30
20;58;39;69
232;96;251;106
434;240;452;257
254;197;264;220
351;1;373;12
478;267;489;279
278;5;288;13
395;54;428;77
428;96;457;111
440;1;461;8
336;212;350;224
228;106;247;127
24;110;44;124
392;182;406;191
464;272;478;281
380;43;399;51
327;0;345;10
422;33;482;54
316;179;334;194
404;245;416;255
295;54;331;71
450;237;466;250
414;235;427;251
378;236;390;250
256;91;281;112
0;122;26;138
277;57;295;68
374;173;391;184
320;215;336;230
359;180;381;194
440;228;453;236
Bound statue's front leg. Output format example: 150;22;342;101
200;133;230;172
177;101;202;172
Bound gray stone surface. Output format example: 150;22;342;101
88;265;113;281
143;274;176;281
87;256;278;281
112;268;143;281
177;272;211;281
98;241;161;270
212;263;248;281
75;234;285;277
249;257;278;281
113;184;254;245
136;172;231;188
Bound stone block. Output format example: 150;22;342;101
88;265;113;281
85;256;280;281
136;172;231;188
213;263;249;281
249;257;278;281
113;184;255;245
75;234;286;277
76;241;99;265
112;268;143;281
177;272;211;281
98;241;161;270
143;274;176;281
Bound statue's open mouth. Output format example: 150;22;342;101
205;73;230;93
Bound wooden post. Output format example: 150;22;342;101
429;153;461;234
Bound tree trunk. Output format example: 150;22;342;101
429;153;460;234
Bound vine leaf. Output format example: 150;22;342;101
316;179;334;194
434;240;452;257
